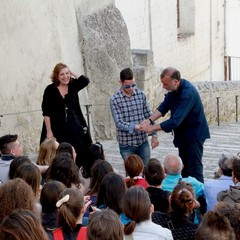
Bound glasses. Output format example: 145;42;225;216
123;83;136;89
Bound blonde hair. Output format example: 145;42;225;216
37;138;58;165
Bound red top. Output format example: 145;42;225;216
125;177;149;188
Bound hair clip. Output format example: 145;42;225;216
56;194;70;208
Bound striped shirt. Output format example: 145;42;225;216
110;88;152;146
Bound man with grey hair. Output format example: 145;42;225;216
217;155;240;207
162;153;206;222
204;154;235;211
162;153;204;198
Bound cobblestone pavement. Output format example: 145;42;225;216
101;123;240;181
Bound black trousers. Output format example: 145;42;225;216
178;140;204;183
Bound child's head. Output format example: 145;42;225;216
56;188;85;230
144;158;165;186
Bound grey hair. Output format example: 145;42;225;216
218;154;237;177
164;154;183;175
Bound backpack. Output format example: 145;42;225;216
53;226;87;240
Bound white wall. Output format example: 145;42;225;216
115;0;225;81
0;0;114;152
225;0;240;56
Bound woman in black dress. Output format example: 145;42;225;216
40;63;92;168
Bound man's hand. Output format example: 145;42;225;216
151;136;159;149
139;121;154;133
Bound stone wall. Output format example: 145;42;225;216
132;49;240;127
0;1;132;152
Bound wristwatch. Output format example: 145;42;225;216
148;118;154;125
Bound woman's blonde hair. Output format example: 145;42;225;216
37;138;57;166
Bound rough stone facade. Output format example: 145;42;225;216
131;49;240;126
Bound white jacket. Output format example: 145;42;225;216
124;219;173;240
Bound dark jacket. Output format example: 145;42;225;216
217;184;240;207
158;79;210;147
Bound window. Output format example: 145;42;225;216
177;0;195;38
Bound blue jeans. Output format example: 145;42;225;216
119;141;150;166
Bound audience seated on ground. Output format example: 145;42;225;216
40;180;67;233
215;201;240;240
87;209;123;240
37;137;59;166
0;134;48;183
13;163;42;202
46;152;85;193
96;172;126;215
162;153;204;196
8;156;31;179
56;142;77;162
0;178;38;223
49;188;87;240
162;153;206;220
81;142;105;179
0;209;48;240
124;154;148;188
218;156;240;206
144;158;170;213
84;160;114;217
195;210;235;240
204;154;235;211
121;186;173;240
152;180;199;240
0;134;24;183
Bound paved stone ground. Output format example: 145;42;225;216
101;122;240;181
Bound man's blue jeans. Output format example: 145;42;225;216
119;141;150;166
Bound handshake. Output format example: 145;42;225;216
136;119;160;149
135;119;157;134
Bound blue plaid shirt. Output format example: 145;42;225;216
110;88;152;146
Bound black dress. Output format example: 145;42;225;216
40;75;92;167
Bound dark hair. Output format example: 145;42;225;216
57;188;84;231
40;180;66;213
51;63;72;86
124;154;144;188
122;186;151;235
232;158;240;181
120;68;133;82
86;160;114;196
215;202;240;240
87;209;123;240
81;142;105;178
46;152;83;188
96;172;126;215
0;209;48;240
56;142;75;159
160;67;181;81
9;156;31;179
195;211;235;240
13;163;41;198
144;158;165;186
0;134;18;154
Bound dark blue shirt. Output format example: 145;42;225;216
158;79;210;147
